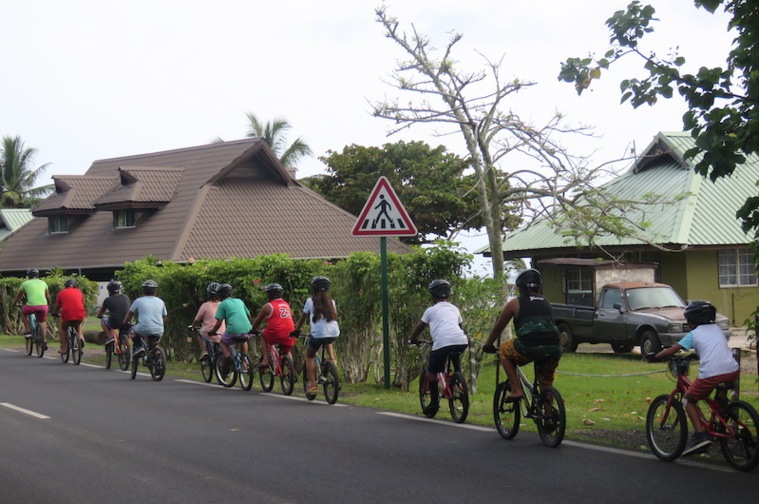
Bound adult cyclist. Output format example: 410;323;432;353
96;280;131;354
123;280;167;358
12;268;50;345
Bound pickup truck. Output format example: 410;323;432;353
552;282;732;354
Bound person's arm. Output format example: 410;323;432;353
96;304;106;318
123;309;135;325
652;343;685;362
11;289;24;306
483;298;519;351
45;288;51;305
409;320;427;343
293;311;308;332
51;293;61;316
251;304;272;331
210;317;222;334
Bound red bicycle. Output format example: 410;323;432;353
257;332;296;395
646;354;759;471
411;340;469;423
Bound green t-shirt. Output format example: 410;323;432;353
215;298;252;334
20;279;48;306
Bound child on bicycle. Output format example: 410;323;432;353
51;278;87;355
648;300;739;456
482;269;562;403
96;280;131;354
191;282;225;361
293;276;339;396
251;283;295;368
209;283;252;374
409;279;469;415
123;280;167;358
12;268;50;343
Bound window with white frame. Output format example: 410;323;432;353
563;267;594;305
48;216;68;234
113;209;136;229
718;249;757;287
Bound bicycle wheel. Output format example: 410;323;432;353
149;348;166;381
34;325;45;358
25;326;34;356
646;394;688;461
71;329;82;366
258;355;274;392
60;334;70;363
130;353;139;380
418;370;437;418
303;365;316;401
494;381;520;439
280;355;295;396
719;401;759;471
105;341;114;369
537;386;566;447
200;352;214;383
322;360;339;405
215;354;237;388
118;338;131;371
239;354;254;391
448;372;469;423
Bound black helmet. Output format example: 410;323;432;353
107;280;122;293
515;269;542;290
26;268;39;278
206;282;221;295
265;283;284;296
217;283;233;298
684;300;716;326
311;276;331;293
428;279;451;299
142;279;158;294
64;278;77;288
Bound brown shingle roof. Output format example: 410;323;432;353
0;138;411;273
32;176;118;216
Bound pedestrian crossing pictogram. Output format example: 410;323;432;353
352;177;417;237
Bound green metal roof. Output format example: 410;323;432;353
0;209;34;241
483;132;757;257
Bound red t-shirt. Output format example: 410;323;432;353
263;298;295;344
56;287;86;321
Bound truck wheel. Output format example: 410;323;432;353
558;323;578;353
640;330;662;358
611;342;634;353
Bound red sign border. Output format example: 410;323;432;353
351;177;417;236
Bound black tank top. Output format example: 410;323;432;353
514;295;559;346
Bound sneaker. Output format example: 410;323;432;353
105;337;115;345
23;332;32;339
682;432;711;456
133;346;146;358
199;351;209;362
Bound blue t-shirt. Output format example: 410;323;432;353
129;296;167;336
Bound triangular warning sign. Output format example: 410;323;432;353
352;177;417;237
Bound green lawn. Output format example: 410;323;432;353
3;333;756;454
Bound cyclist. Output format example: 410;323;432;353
51;278;87;354
209;283;252;374
409;279;468;415
648;300;740;456
252;283;295;368
95;280;131;354
191;282;225;361
482;268;562;403
293;276;340;396
12;268;50;343
123;280;167;358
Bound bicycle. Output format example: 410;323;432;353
493;360;566;447
130;333;166;381
188;326;222;384
24;311;46;358
213;334;254;391
105;323;131;371
411;340;469;423
645;354;759;471
300;334;339;404
257;331;296;395
55;316;82;365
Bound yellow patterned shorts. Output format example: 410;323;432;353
498;339;560;389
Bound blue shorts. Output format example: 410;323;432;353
307;336;337;351
427;344;467;374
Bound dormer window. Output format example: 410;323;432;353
48;215;69;234
113;209;136;229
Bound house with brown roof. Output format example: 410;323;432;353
0;138;411;281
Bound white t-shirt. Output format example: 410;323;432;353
303;297;340;339
678;323;739;379
421;301;468;350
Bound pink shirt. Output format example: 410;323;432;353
196;301;225;340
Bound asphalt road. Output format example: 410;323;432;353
1;348;757;504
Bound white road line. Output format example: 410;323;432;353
377;411;491;431
174;379;347;405
0;348;21;353
1;402;51;419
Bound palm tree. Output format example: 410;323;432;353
0;136;53;208
245;112;312;168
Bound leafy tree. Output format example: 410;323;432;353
0;135;53;208
301;141;516;244
245;112;313;168
558;0;759;239
373;7;616;281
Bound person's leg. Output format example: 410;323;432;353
305;345;318;392
59;319;68;353
325;342;337;364
102;318;114;342
261;337;271;366
197;332;208;358
76;320;84;346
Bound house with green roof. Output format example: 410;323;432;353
482;131;758;326
0;209;34;242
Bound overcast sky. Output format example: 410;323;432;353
0;1;734;275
